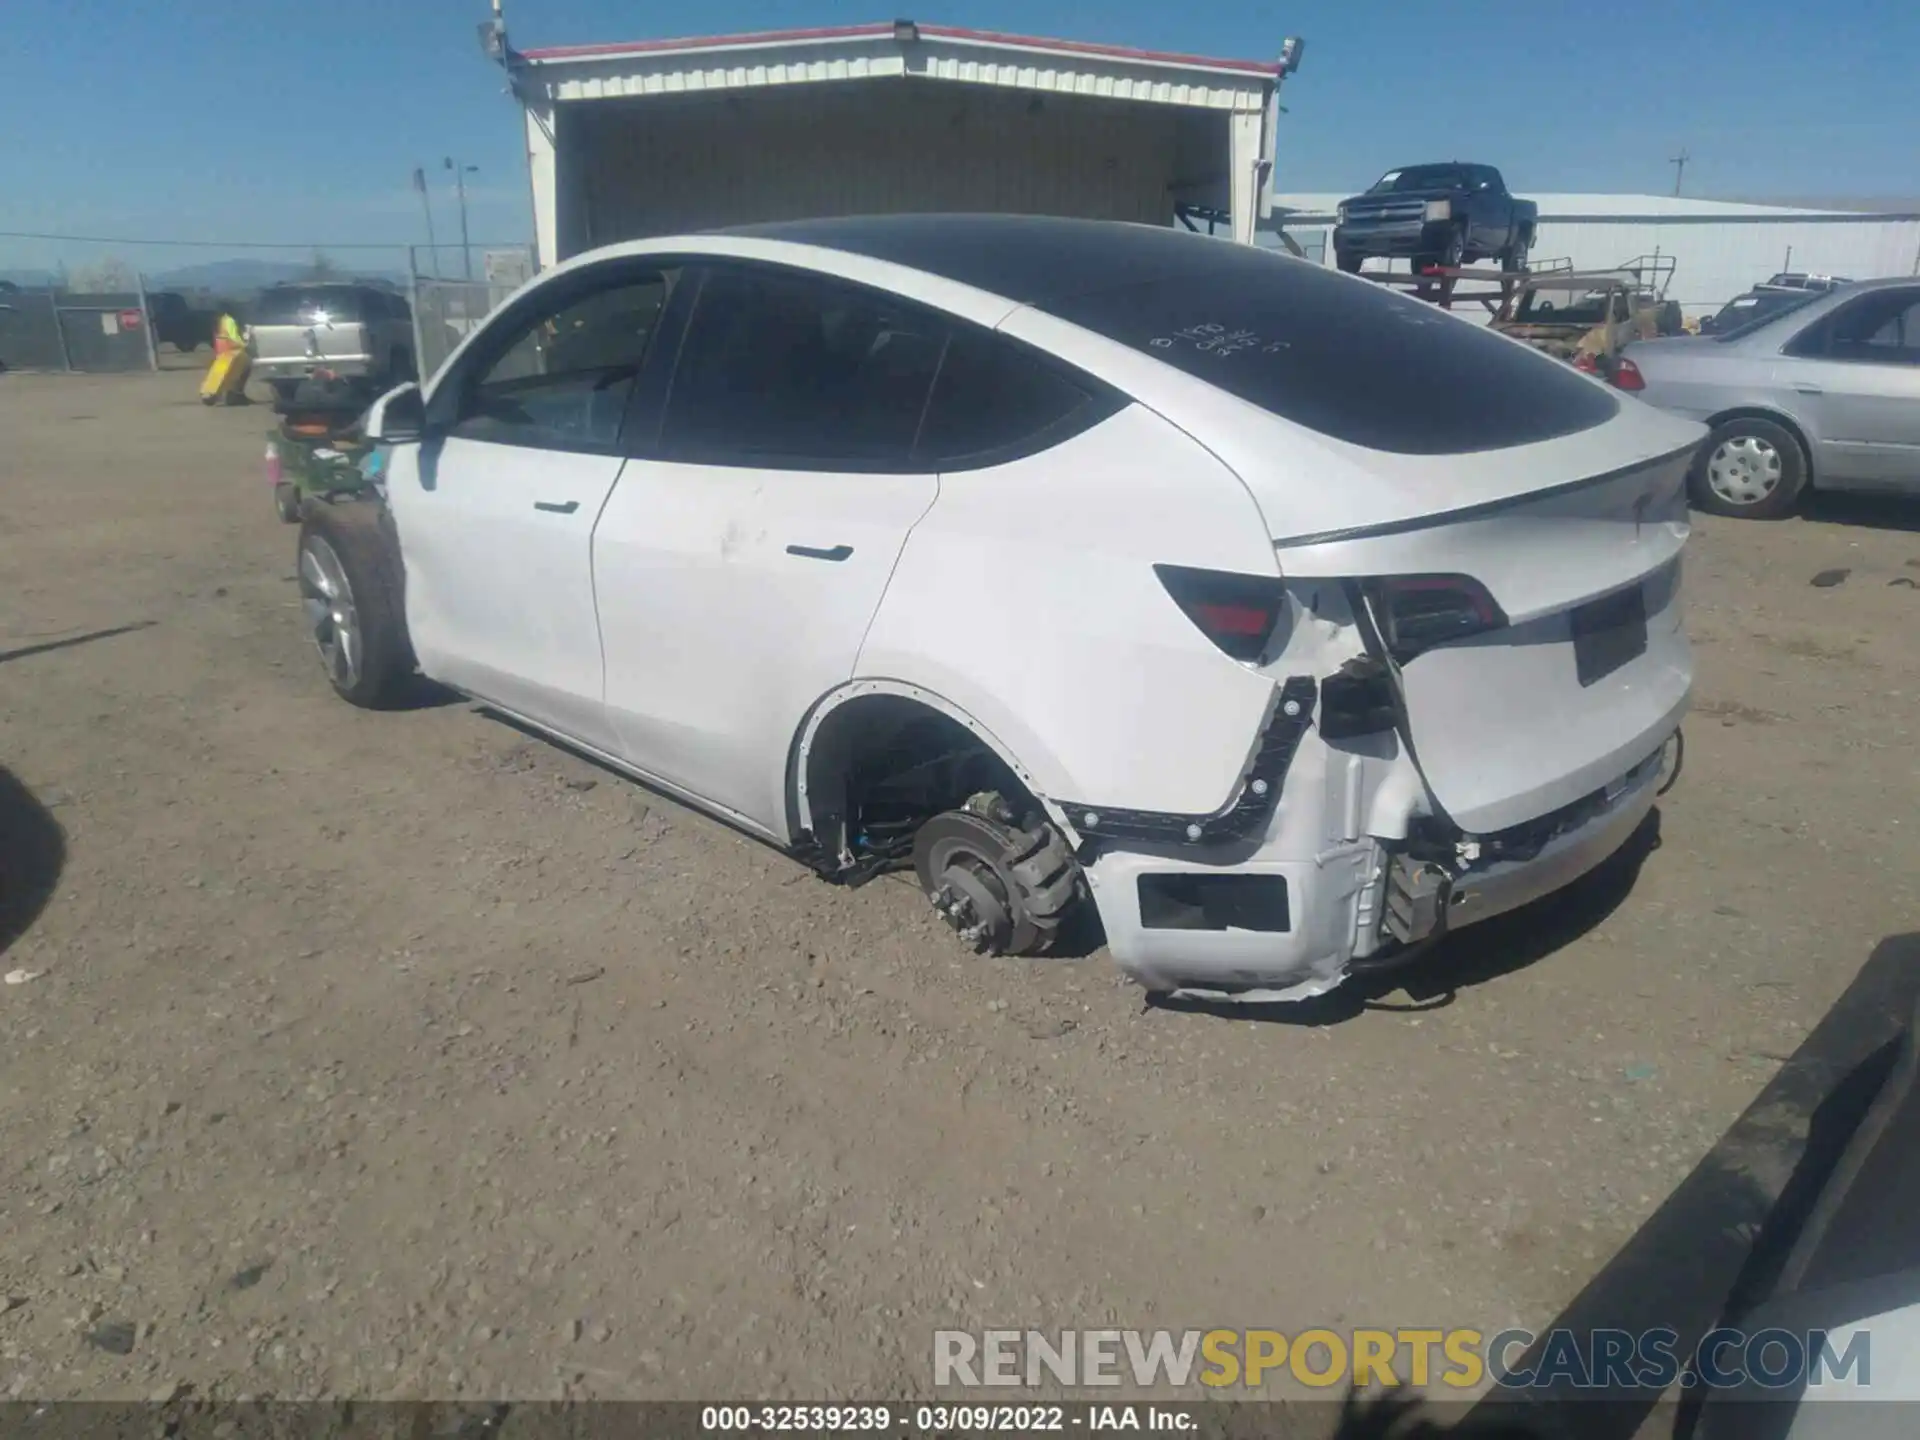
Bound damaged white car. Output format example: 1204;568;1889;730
299;215;1698;1001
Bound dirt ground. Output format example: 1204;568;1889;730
2;367;1917;1406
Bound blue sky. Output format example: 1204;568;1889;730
2;0;1914;274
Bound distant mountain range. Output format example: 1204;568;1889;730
147;258;406;292
0;259;405;295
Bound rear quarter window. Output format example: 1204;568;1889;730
251;286;370;326
913;328;1116;469
1041;248;1619;455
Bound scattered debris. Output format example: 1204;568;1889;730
148;1380;187;1404
563;777;598;792
1809;568;1851;588
1891;578;1918;590
1026;1018;1077;1040
84;1320;137;1355
3;969;42;986
3;1296;26;1314
227;1261;270;1292
1624;1063;1657;1082
564;967;606;987
1248;1204;1267;1222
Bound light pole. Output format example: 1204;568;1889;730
445;157;478;280
413;166;440;278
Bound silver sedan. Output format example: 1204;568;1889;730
1620;276;1920;518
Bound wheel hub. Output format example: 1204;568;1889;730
1706;436;1782;506
929;857;1013;953
299;536;362;690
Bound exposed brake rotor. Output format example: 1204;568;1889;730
912;799;1079;958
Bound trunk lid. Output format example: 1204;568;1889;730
1273;444;1695;833
250;319;372;366
247;286;375;366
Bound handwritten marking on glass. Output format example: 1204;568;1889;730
1148;322;1290;357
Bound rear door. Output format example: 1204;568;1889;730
1782;286;1920;489
386;260;679;751
593;262;945;835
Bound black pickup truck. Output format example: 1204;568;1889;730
1333;162;1538;274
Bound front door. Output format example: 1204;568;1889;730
1784;286;1920;490
594;263;947;835
386;262;680;751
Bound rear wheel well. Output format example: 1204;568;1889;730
791;694;1041;878
1705;407;1815;483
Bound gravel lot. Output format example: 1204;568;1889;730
2;368;1917;1406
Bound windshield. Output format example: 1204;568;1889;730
1713;290;1820;342
1367;164;1475;193
251;285;371;326
1515;287;1614;325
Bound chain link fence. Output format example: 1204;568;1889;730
408;246;535;382
2;236;537;379
0;285;161;373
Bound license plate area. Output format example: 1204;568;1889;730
1571;585;1648;687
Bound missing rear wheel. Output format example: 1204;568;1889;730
912;798;1080;958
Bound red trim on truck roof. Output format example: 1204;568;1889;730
519;21;1281;76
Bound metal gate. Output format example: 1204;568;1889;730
0;286;161;373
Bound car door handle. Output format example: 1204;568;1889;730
785;543;853;562
533;500;579;514
1793;382;1824;395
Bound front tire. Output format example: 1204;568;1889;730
1690;417;1808;520
1335;248;1363;274
297;502;414;707
273;482;303;524
1440;225;1467;269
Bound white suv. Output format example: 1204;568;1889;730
298;216;1699;1002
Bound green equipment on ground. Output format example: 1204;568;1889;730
264;410;387;524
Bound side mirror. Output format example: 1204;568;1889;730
364;382;425;444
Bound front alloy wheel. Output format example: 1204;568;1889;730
300;534;362;694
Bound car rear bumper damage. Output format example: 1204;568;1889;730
1081;730;1677;1004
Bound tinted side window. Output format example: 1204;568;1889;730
451;271;672;453
662;267;946;470
915;328;1109;468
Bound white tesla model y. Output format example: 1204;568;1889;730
298;215;1699;1001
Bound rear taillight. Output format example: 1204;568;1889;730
1367;574;1506;663
1612;357;1646;392
1154;564;1289;663
264;441;282;486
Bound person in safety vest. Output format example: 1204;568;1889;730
200;310;251;405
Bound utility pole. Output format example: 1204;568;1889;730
1669;148;1690;197
445;157;478;280
413;167;440;279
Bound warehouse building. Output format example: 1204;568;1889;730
497;20;1299;268
1269;193;1920;316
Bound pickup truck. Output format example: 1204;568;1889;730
1333;163;1538;275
